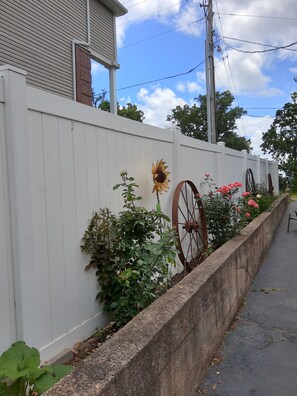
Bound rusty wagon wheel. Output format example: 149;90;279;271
268;173;274;196
245;168;256;195
172;180;208;273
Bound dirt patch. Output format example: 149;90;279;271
65;266;198;368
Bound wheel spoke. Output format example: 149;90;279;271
178;205;188;223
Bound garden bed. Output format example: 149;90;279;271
44;194;289;396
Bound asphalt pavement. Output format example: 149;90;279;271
197;198;297;396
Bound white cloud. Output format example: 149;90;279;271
187;82;201;93
289;67;297;73
216;0;297;61
117;0;183;47
116;0;206;47
176;82;186;92
176;81;201;93
91;60;105;75
237;115;273;156
215;51;283;96
171;0;204;37
136;86;187;127
212;0;297;96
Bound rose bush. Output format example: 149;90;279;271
200;174;272;250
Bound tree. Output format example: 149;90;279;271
95;98;145;123
261;92;297;179
167;90;251;152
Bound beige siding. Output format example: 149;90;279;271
0;0;117;99
90;0;116;61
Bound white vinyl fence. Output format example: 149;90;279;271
0;65;279;362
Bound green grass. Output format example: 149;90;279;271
291;192;297;199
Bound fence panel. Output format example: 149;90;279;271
0;67;280;361
0;78;16;353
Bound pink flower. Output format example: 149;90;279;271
205;173;210;177
248;199;259;209
218;185;230;195
245;212;251;218
242;192;250;197
195;193;201;198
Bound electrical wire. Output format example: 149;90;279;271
128;0;149;9
118;17;205;50
218;12;297;21
222;39;297;54
222;36;297;53
93;60;205;97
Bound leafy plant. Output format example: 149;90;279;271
0;341;72;396
81;172;177;327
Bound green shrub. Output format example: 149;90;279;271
81;172;177;327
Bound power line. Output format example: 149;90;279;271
222;37;297;53
93;60;205;97
128;0;149;9
214;0;248;137
217;12;297;21
118;17;205;50
222;36;297;52
245;114;274;118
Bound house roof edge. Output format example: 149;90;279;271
100;0;128;16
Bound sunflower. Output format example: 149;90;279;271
152;159;170;194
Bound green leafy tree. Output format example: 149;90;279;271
261;92;297;180
96;99;145;122
167;90;251;152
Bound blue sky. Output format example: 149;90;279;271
91;0;297;156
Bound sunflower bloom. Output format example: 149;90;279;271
152;159;170;194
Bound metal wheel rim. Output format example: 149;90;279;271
268;173;274;195
245;168;256;195
172;180;208;271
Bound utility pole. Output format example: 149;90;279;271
204;0;216;143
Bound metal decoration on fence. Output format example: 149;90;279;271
268;173;274;195
172;180;208;273
245;168;256;195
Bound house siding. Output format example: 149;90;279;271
0;0;117;99
90;0;116;61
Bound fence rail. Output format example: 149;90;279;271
0;65;279;361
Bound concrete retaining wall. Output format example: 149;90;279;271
45;194;289;396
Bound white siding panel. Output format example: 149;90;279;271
90;0;116;61
0;100;16;352
42;114;68;340
28;110;53;347
97;128;111;208
84;124;102;316
58;118;81;331
72;122;95;323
